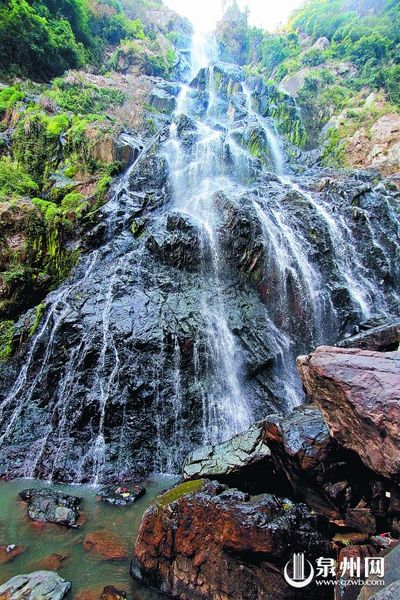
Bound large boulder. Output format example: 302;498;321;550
263;404;339;517
132;479;333;600
297;347;400;480
182;421;273;486
0;571;71;599
19;489;83;528
337;320;400;352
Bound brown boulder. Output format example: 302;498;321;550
101;586;127;600
83;531;128;560
297;347;400;480
132;479;333;600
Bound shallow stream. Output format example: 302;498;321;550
0;477;177;598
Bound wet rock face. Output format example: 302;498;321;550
358;543;400;600
146;212;203;271
19;489;83;528
297;347;400;480
0;62;399;485
183;402;400;534
337;319;400;351
132;479;333;600
0;571;71;600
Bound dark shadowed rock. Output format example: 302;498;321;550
146;212;202;271
297;347;400;480
337;544;375;600
132;479;333;600
101;586;128;600
263;404;339;517
338;320;400;351
98;484;146;506
19;489;83;528
0;571;71;599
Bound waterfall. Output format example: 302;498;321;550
0;22;398;483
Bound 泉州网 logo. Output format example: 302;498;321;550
284;553;314;588
283;553;385;589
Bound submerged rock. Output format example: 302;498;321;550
0;543;26;564
19;489;83;528
83;530;128;560
132;479;333;600
297;346;400;480
31;553;69;572
0;571;71;599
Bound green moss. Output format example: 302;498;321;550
155;479;205;508
0;85;25;114
0;157;39;199
0;319;15;362
46;114;70;136
61;191;88;215
322;127;346;167
29;302;45;336
96;174;112;196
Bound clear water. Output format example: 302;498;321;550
0;478;177;598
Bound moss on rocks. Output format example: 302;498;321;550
155;480;205;508
0;319;15;361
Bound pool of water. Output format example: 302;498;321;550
0;477;178;598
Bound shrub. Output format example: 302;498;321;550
301;48;326;67
48;81;125;114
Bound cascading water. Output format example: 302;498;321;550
0;24;398;483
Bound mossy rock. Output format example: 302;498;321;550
0;319;15;362
154;479;205;509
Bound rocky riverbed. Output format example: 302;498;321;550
0;477;177;599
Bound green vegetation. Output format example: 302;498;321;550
0;0;150;81
0;158;39;199
0;75;123;320
219;0;400;107
216;0;400;161
155;480;205;509
107;37;176;78
0;319;15;362
48;80;125;114
29;302;46;336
